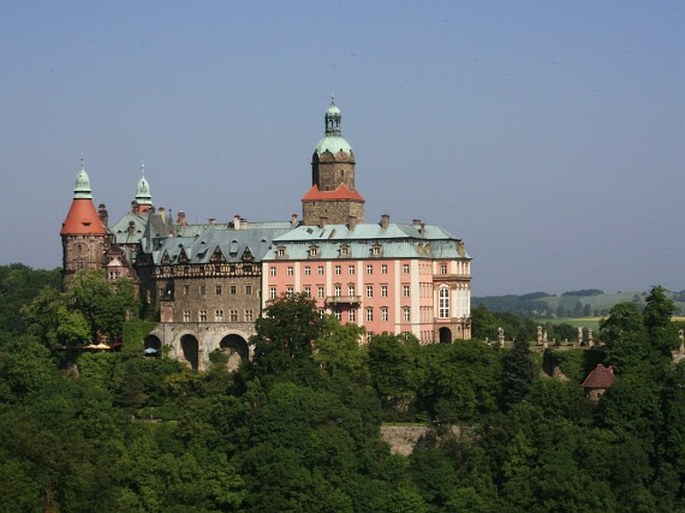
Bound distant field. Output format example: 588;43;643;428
542;317;602;330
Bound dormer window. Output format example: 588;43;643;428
339;244;350;257
276;246;287;258
308;244;319;258
371;244;383;257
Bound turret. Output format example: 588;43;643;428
61;159;111;286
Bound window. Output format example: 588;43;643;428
367;332;374;343
334;308;342;321
230;309;238;322
317;286;324;298
439;287;450;318
304;286;311;297
108;270;121;281
270;287;277;299
335;265;342;275
381;285;388;297
372;246;382;256
366;285;373;298
270;266;277;276
75;261;84;270
348;284;356;296
230;285;237;294
286;287;294;297
440;263;448;274
183;310;190;322
277;247;285;257
334;284;342;297
215;309;224;322
199;310;207;322
403;263;410;273
287;266;294;276
403;307;410;322
366;264;373;275
402;285;410;297
317;266;324;275
304;266;311;276
381;264;388;274
183;284;189;295
199;285;206;295
215;284;222;295
245;309;254;322
366;308;373;322
245;285;252;295
348;265;355;275
349;309;356;322
381;307;388;322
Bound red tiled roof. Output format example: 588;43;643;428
301;183;365;202
582;364;615;389
60;199;108;235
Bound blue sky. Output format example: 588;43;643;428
1;1;683;295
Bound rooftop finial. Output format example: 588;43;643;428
80;150;85;169
141;160;145;175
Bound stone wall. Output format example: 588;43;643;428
380;424;474;456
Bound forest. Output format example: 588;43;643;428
0;263;683;512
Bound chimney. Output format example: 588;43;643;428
131;200;139;214
127;220;135;236
98;203;109;228
240;216;248;229
419;222;425;236
158;207;166;223
233;214;241;230
208;217;216;225
347;214;357;230
176;210;187;226
290;213;299;227
380;214;390;229
318;216;328;229
412;218;421;226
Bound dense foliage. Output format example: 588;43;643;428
1;266;683;511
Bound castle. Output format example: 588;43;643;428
61;101;472;370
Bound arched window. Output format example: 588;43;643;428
439;287;450;318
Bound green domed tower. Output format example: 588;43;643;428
302;99;365;225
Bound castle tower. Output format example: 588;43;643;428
133;163;153;214
60;160;111;285
302;99;365;225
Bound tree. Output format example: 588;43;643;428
65;270;138;342
600;302;648;373
643;285;678;357
251;293;323;378
501;335;535;411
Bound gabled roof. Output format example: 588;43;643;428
582;364;615;389
61;199;108;236
301;183;365;202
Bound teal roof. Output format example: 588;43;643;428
136;173;152;205
316;99;353;155
73;161;92;199
264;223;470;261
111;212;149;244
315;135;353;156
150;225;292;265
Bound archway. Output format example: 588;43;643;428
180;334;199;370
219;334;249;371
439;327;452;344
144;335;162;356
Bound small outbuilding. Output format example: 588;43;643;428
582;364;615;401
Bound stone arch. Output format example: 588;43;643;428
180;334;200;370
144;334;162;356
439;327;452;344
219;334;249;371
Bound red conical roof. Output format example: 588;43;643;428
61;199;108;235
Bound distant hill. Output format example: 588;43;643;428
473;289;685;317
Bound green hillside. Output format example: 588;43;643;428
474;289;685;317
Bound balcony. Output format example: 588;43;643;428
325;295;362;305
